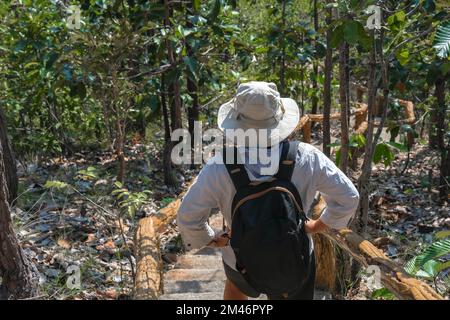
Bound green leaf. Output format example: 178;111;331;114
44;180;69;189
436;260;450;273
405;255;419;274
442;62;450;75
371;287;395;300
424;0;436;13
350;133;366;148
335;147;341;166
416;239;450;266
396;49;410;66
387;11;406;31
344;21;369;47
331;23;345;48
183;56;198;80
373;143;394;166
193;0;201;12
422;259;440;278
208;0;221;23
386;141;408;152
433;22;450;59
435;230;450;240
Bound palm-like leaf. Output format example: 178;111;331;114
415;239;450;266
433;22;450;58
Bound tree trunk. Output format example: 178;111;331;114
164;0;182;132
279;0;287;95
322;4;333;158
311;0;319;115
0;139;38;299
354;29;390;235
186;0;200;165
115;118;125;183
434;76;448;198
0;108;17;205
434;76;446;151
161;75;178;188
353;32;377;235
338;41;350;174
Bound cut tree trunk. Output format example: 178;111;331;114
0;108;18;204
134;189;189;299
134;217;161;300
311;195;336;292
0;139;38;299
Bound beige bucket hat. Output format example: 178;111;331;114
218;81;300;147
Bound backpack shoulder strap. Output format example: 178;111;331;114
275;140;299;181
223;145;250;191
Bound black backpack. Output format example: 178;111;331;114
223;140;310;297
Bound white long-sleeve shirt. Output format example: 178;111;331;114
177;142;360;270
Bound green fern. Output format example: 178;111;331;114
415;239;450;266
405;238;450;279
433;22;450;58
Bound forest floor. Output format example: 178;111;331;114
11;136;449;300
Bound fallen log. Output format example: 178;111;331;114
134;184;192;299
323;228;443;300
308;113;341;122
294;115;310;133
134;217;162;299
311;196;443;300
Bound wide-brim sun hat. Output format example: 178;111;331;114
218;81;300;148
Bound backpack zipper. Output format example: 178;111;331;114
232;186;304;218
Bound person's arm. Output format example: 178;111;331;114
306;149;360;233
177;161;223;250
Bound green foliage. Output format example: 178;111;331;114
161;197;176;207
349;133;366;148
44;180;70;190
433;22;450;58
77;167;99;181
112;182;152;218
373;143;394;166
405;233;450;280
371;287;396;300
331;19;371;50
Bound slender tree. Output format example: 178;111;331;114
311;0;319;115
338;40;350;174
322;3;333;158
434;75;448;198
0;108;17;204
279;0;287;94
186;0;200;161
0;139;38;299
161;75;178;187
164;0;183;132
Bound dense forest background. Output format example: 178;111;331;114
0;0;449;300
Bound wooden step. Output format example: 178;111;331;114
175;255;223;269
164;279;225;294
165;268;226;282
160;291;224;300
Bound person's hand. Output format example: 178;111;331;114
207;230;231;248
304;219;329;234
